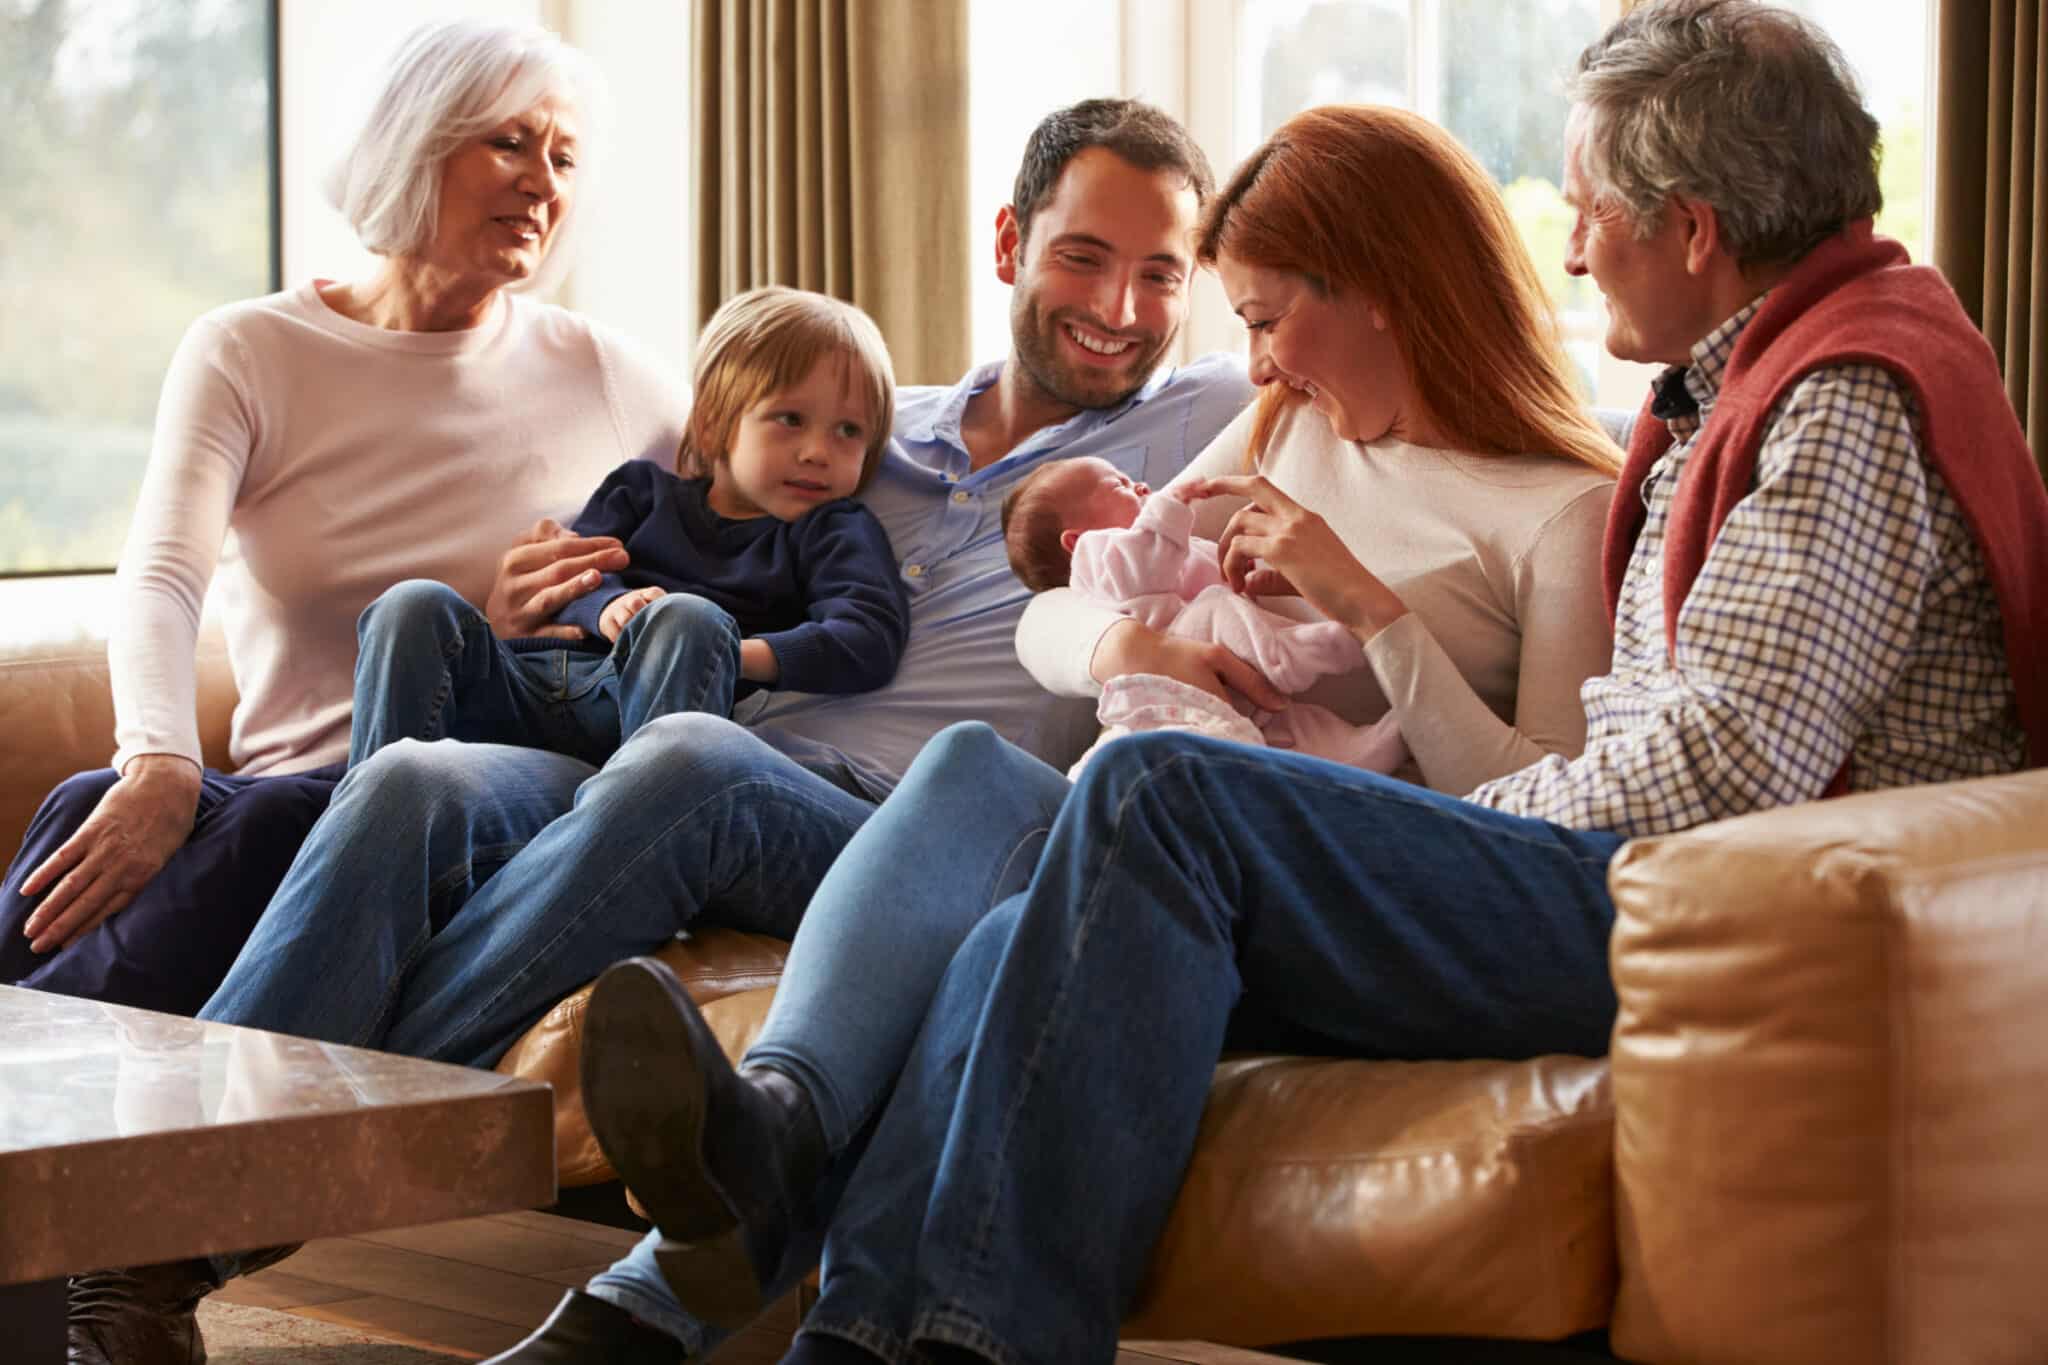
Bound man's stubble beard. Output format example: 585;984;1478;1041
1009;284;1176;413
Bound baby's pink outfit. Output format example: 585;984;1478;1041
1064;494;1407;778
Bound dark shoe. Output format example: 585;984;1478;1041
66;1259;213;1365
483;1289;687;1363
581;956;827;1331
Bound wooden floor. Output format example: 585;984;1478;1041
216;1211;1296;1364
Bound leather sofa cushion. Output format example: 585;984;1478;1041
1608;768;2048;1365
1125;1053;1615;1345
501;929;1618;1346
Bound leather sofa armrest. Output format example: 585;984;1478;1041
1607;769;2048;1364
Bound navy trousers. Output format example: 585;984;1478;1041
0;761;344;1014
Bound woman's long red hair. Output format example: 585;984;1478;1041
1197;105;1619;477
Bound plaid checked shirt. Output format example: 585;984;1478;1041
1470;298;2023;839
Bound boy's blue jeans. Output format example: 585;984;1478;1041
588;725;1626;1364
347;579;744;770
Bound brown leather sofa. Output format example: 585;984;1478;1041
6;606;2046;1364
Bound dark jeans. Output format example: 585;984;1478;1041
0;761;343;1013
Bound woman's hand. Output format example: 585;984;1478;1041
485;519;630;638
18;755;203;953
1093;619;1291;712
1181;474;1410;640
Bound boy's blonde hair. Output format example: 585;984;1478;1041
680;287;896;492
1000;461;1081;592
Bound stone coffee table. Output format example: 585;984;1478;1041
0;984;554;1362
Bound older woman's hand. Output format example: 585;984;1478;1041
485;518;631;638
19;755;202;953
1182;474;1411;641
1092;619;1291;712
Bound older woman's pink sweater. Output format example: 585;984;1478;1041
110;282;688;777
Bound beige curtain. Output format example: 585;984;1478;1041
1934;0;2048;475
693;0;970;385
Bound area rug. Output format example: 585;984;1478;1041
196;1299;469;1362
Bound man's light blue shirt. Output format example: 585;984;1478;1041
734;352;1253;794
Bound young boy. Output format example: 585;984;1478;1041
348;287;910;768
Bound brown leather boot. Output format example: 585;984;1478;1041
65;1259;213;1365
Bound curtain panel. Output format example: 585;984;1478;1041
693;0;970;385
1935;0;2048;475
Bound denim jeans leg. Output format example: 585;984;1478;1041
811;733;1625;1365
372;712;879;1068
196;740;592;1047
585;724;1072;1343
799;895;1031;1365
350;580;572;767
608;592;743;741
747;722;1072;1149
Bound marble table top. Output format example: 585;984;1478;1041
0;985;554;1283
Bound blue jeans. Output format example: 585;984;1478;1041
348;579;744;770
199;716;879;1065
585;724;1073;1348
194;717;882;1302
607;727;1625;1364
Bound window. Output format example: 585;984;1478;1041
966;0;1121;366
969;0;1933;407
1234;0;1930;404
0;0;277;576
1239;0;1608;390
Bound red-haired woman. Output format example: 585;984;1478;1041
503;107;1623;1363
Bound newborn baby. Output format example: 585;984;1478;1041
1003;456;1406;778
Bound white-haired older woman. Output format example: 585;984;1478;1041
0;17;685;1021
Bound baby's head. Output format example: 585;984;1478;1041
680;286;896;520
1001;456;1150;590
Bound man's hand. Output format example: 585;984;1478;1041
600;585;666;642
485;519;629;639
1092;618;1290;712
19;755;202;953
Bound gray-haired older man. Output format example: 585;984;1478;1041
1551;0;2048;825
543;6;2048;1365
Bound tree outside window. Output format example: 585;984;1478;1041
0;0;274;575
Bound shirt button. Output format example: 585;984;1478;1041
905;564;925;578
950;490;970;504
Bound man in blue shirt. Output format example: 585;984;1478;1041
70;99;1252;1365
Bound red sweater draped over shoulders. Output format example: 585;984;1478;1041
1601;220;2048;770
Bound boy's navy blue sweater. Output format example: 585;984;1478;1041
553;459;910;695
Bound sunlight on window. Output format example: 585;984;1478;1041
1781;0;1929;262
965;0;1119;368
1237;0;1930;403
0;1;273;575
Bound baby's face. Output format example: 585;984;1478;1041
1051;458;1149;534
